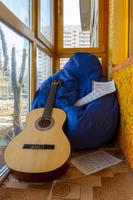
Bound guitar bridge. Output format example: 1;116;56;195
22;144;55;149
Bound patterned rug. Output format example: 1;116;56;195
1;148;133;200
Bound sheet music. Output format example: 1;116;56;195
93;80;116;92
71;150;122;175
74;80;116;106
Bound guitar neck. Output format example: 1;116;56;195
42;82;59;121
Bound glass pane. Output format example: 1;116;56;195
37;48;52;89
60;57;102;69
1;0;31;27
63;0;98;48
60;58;69;69
40;0;53;44
0;22;30;170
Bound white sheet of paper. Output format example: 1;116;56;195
74;80;116;106
74;89;107;106
71;150;122;175
93;80;116;92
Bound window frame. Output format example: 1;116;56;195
56;0;108;76
0;1;55;100
57;0;107;53
37;0;55;52
36;45;53;89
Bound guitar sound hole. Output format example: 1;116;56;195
35;117;54;131
39;119;51;128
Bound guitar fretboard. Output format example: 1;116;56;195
41;81;60;121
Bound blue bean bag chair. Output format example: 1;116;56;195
32;52;119;150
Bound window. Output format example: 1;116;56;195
60;58;69;69
0;22;30;139
63;0;99;48
60;57;102;70
37;48;52;89
40;0;53;44
1;0;31;27
0;22;30;174
57;0;107;75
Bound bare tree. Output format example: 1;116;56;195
11;47;27;135
0;26;27;135
0;26;9;76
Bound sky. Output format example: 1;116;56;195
0;0;30;66
63;0;80;25
1;0;30;26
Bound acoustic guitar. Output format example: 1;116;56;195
4;80;71;182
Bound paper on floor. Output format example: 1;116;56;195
71;150;122;175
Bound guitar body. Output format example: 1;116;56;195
4;108;71;182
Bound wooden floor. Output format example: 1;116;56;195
1;148;133;200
